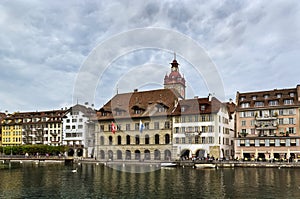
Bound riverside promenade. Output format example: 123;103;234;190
2;156;300;168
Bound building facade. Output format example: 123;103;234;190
1;110;66;146
172;96;235;160
235;85;300;161
62;104;96;157
94;89;180;161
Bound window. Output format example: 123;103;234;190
201;126;206;133
181;137;185;144
269;100;278;106
181;127;185;133
264;94;269;99
255;102;264;107
241;103;250;108
126;135;130;145
276;93;282;98
175;138;179;144
72;119;77;123
240;97;245;101
66;119;70;123
108;136;113;145
288;127;295;134
79;119;83;122
252;96;257;100
241;121;246;126
181;107;185;112
201;105;205;111
145;135;150;144
195;126;199;132
100;125;104;132
201;115;206;122
155;134;160;144
195;136;199;144
117;136;122;145
164;121;170;129
278;118;283;125
78;125;83;129
208;126;214;132
290;92;295;97
144;122;149;130
126;124;130;131
66;125;70;129
175;127;179;133
135;135;140;145
154;122;159;130
135;123;139;130
284;99;294;105
289;118;295;124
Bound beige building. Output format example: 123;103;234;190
235;85;300;161
94;89;180;161
94;57;185;161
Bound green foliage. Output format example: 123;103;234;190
0;145;68;155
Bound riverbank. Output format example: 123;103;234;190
2;157;300;168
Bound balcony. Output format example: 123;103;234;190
255;116;277;121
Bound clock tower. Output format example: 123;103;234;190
164;55;186;99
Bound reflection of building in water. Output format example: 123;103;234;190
94;57;235;161
235;86;300;161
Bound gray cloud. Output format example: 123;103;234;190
0;0;299;112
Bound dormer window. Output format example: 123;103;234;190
134;109;143;114
181;107;185;112
201;105;206;111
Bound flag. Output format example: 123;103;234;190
111;122;117;134
139;120;144;133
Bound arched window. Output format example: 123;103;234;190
117;150;122;160
135;150;141;160
117;135;122;145
108;136;113;145
126;135;130;145
108;150;113;160
145;134;150;144
164;150;171;160
154;149;160;160
155;134;160;144
135;135;140;145
100;136;104;145
126;150;131;160
100;150;105;159
165;134;170;144
144;149;150;160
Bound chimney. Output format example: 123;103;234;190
208;93;212;101
194;96;198;99
134;89;138;92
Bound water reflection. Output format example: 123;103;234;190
1;163;300;198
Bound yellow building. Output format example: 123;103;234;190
1;113;22;146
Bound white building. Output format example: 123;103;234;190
62;104;96;157
172;95;235;160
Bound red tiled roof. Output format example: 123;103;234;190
171;97;224;116
97;89;180;120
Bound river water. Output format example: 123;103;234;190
0;162;300;198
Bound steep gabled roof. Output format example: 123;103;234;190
171;97;223;116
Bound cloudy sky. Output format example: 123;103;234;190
0;0;299;112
